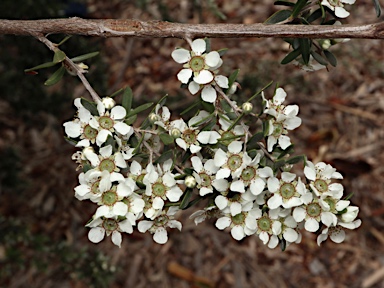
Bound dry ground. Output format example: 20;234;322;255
1;1;384;287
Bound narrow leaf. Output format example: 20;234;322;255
299;38;311;65
70;51;100;62
179;189;193;210
24;61;57;72
324;50;337;67
310;51;329;66
109;87;124;98
80;98;99;116
122;86;133;114
159;133;174;145
307;8;323;23
286;155;306;164
44;66;65;86
246;132;265;151
154;150;173;164
227;69;240;91
126;102;153;118
246;80;273;103
281;48;301;64
264;10;292;24
57;35;72;46
292;0;308;18
373;0;381;17
53;50;66;63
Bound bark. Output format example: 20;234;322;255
0;18;384;39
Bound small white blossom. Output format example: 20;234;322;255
321;0;356;18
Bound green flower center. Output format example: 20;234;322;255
232;212;245;225
258;216;271;232
241;166;256;182
329;0;341;6
306;202;322;218
314;179;328;193
83;124;98;140
99;116;114;130
102;190;118;206
272;123;284;137
280;183;295;200
220;131;236;146
99;158;115;173
189;56;205;72
154;215;168;226
183;129;197;145
227;154;242;171
152;182;166;197
103;219;118;231
199;172;211;187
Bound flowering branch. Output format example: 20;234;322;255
1;18;384;39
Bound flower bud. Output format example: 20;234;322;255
102;97;116;109
185;175;197;188
149;113;159;124
82;147;94;160
242;102;253;114
171;128;181;139
228;83;238;95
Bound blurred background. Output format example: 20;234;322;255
0;0;383;287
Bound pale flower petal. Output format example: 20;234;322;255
177;69;192;84
231;225;245;240
188;81;200;95
205;51;220;67
88;227;105;243
153;227;168;244
111;231;122;247
216;217;231;230
171;48;190;63
194;70;214;85
191;39;206;54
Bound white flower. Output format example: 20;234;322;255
191;156;228;196
218;114;247;145
89;100;133;147
304;161;343;199
267;172;310;209
83;145;127;172
153;104;171;129
63;98;98;147
171;38;222;85
214;141;249;179
215;190;256;216
229;153;273;195
263;88;301;152
255;209;282;245
215;205;260;241
86;216;134;248
268;215;299;249
188;74;229;103
138;206;182;244
317;218;361;245
321;0;356;18
143;160;183;211
293;197;338;232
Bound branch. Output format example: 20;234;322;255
1;18;384;39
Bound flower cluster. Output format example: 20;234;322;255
63;38;361;249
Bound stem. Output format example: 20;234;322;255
35;34;101;102
1;18;384;39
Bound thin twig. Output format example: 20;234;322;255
34;34;101;102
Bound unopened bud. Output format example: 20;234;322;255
102;97;116;109
171;128;181;139
149;113;159;124
242;102;253;113
185;175;197;188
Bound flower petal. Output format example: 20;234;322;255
205;51;220;67
88;227;105;243
171;48;190;63
191;39;206;54
153;227;168;244
111;231;122;247
194;70;214;85
231;225;245;240
177;69;192;84
215;216;231;230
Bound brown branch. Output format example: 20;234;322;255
1;18;384;39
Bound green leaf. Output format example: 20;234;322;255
274;1;295;6
179;188;193;210
246;132;264;151
70;51;99;62
44;66;65;86
373;0;382;17
277;144;294;159
57;35;72;46
83;163;92;173
286;155;306;165
217;48;228;56
281;48;301;64
64;136;78;146
104;135;118;154
227;69;240;91
324;50;337;67
191;112;215;127
109;87;124;98
291;0;308;18
263;120;271;137
227;114;244;131
154;150;173;164
126;102;153;118
24;61;57;72
159;133;174;145
307;8;323;23
274;159;286;170
264;10;292;24
180;99;200;115
80;98;99;116
53;49;66;63
246;80;273;103
125;115;137;126
122;86;133;114
310;51;329;66
299;38;311;65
